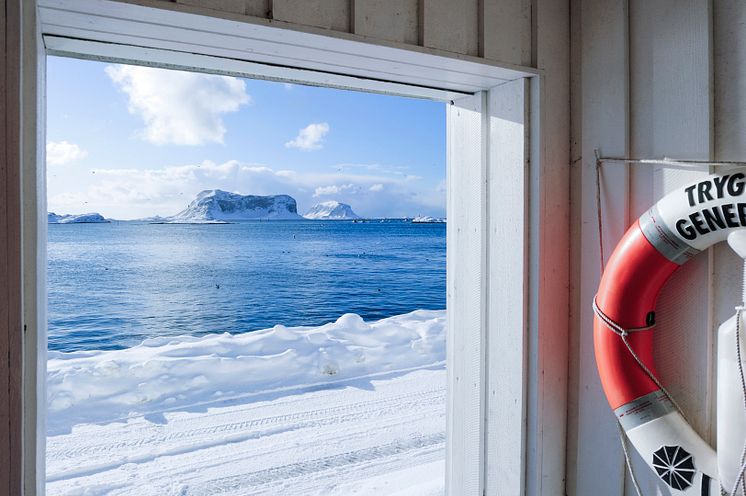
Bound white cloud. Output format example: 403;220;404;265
48;161;445;220
47;141;87;166
105;65;250;146
285;122;329;151
313;183;359;197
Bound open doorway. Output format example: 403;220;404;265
45;56;447;495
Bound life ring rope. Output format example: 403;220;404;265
592;296;686;421
593;295;689;496
731;303;746;495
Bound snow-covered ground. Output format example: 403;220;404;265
47;310;446;495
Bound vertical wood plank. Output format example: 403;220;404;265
569;0;630;494
565;0;583;493
421;0;479;56
22;1;46;493
525;0;570;494
271;0;351;32
446;92;486;496
3;0;24;494
176;0;271;18
484;78;528;496
351;0;418;45
0;0;11;491
626;1;713;493
480;0;531;66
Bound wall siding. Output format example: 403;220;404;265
176;0;271;18
352;0;419;44
3;0;575;494
568;0;746;495
272;0;351;32
146;0;532;64
570;0;630;493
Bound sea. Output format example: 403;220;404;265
48;220;446;352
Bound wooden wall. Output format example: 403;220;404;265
570;0;746;494
1;0;573;494
140;0;533;66
1;1;25;494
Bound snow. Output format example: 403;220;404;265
47;310;446;495
48;212;109;224
303;201;361;220
169;190;303;222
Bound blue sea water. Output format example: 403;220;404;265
48;220;446;352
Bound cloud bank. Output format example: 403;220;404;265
48;160;444;220
106;65;250;146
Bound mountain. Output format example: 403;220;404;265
48;212;109;224
170;190;303;222
303;201;361;220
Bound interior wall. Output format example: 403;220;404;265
0;0;572;494
124;0;533;65
570;0;746;494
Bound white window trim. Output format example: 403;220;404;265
8;1;567;494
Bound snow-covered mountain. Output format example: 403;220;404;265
170;190;302;222
48;212;109;224
303;201;360;220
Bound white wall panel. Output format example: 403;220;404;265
570;0;630;494
352;0;418;44
525;0;570;494
713;0;746;376
481;0;531;65
484;79;528;496
626;3;714;493
176;0;270;17
446;92;486;496
422;0;479;56
272;0;351;32
571;0;726;495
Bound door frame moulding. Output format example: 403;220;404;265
2;1;568;495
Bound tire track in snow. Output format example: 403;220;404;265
196;433;446;495
47;387;444;481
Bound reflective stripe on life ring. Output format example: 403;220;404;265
594;172;746;494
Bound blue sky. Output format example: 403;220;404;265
46;56;446;220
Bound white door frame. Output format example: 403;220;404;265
5;1;567;494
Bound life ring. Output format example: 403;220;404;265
594;171;746;494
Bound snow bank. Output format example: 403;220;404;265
47;310;445;435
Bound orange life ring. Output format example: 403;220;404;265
593;172;746;493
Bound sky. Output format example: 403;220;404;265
46;56;446;220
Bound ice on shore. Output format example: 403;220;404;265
47;309;445;435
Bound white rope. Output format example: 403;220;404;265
592;298;688;422
730;304;746;496
617;420;645;496
594;158;687;496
